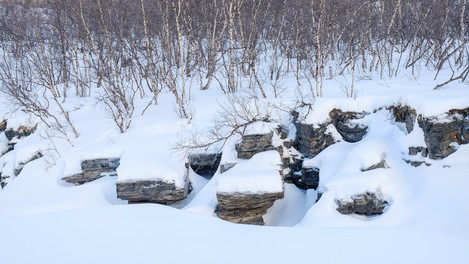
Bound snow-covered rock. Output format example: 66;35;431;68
62;158;120;185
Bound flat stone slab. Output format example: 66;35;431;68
116;180;188;204
62;157;120;185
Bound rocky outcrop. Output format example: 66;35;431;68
418;107;469;159
14;152;43;176
216;191;284;225
329;109;368;142
116;180;190;204
390;105;417;133
236;132;275;159
188;153;222;179
62;158;120;185
291;167;319;190
336;192;388;216
295;122;336;158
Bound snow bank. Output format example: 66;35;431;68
218;151;283;194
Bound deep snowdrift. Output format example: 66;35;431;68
0;69;469;263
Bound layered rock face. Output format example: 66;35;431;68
418;108;469;159
116;180;189;204
188;153;222;179
236;133;275;159
291;167;319;190
336;192;388;216
62;158;120;185
216;192;284;225
295;122;336;159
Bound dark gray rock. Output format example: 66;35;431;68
4;125;37;141
404;159;431;167
216;191;284;225
236;132;275;159
295;122;336;158
390;105;417;133
408;146;428;157
336;192;388;216
291;167;319;190
62;157;120;185
329;109;368;143
418;107;469;159
81;158;120;171
116;180;190;204
188;153;222;179
14;152;43;176
0;173;7;189
361;160;388;172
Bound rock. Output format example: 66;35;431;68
329;109;368;142
216;191;284;225
219;163;237;173
336;192;388;216
0;119;6;132
390;105;417;133
4;124;37;141
295;122;336;158
418;107;469;159
188;153;222;179
14;152;43;176
408;146;428;157
361;160;388;172
236;132;275;159
404;159;431;167
116;180;190;204
62;157;120;185
291;167;319;190
0;173;8;188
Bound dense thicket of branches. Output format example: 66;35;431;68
0;0;467;133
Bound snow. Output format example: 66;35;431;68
217;151;283;194
0;51;468;263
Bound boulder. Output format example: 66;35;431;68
329;109;368;142
116;180;189;204
188;153;222;179
291;167;319;190
418;107;469;159
236;132;275;159
390;105;417;133
336;192;388;216
216;191;284;225
62;157;120;185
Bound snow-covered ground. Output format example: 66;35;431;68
0;66;468;263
